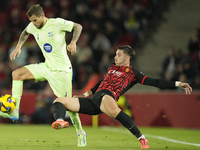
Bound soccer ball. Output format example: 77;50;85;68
0;94;16;113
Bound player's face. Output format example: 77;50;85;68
114;49;130;66
29;14;45;29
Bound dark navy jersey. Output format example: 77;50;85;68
91;64;175;101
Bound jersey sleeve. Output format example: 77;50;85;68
90;77;104;94
133;67;176;88
143;77;175;88
56;18;74;32
26;22;34;34
132;67;147;84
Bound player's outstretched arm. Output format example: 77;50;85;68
143;77;193;95
10;28;29;60
67;23;82;55
178;82;192;95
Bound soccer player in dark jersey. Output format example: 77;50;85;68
51;45;192;149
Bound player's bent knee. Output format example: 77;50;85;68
110;108;121;118
53;97;63;104
12;70;21;80
53;97;69;106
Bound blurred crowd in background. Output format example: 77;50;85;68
161;29;200;90
0;0;199;124
0;0;174;93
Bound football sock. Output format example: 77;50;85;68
67;111;83;132
138;135;146;141
53;102;66;120
12;80;23;110
115;111;142;138
53;102;83;132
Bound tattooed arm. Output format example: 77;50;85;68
67;23;82;55
10;28;30;60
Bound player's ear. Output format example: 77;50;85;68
40;13;45;18
126;55;130;61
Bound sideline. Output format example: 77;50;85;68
101;127;200;147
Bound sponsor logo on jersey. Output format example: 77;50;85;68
108;69;122;77
43;43;52;53
48;31;53;37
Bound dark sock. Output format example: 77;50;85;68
115;111;142;138
53;102;66;120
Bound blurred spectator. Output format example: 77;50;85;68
110;10;126;34
0;63;7;91
88;22;100;42
8;7;25;32
99;53;112;74
104;21;120;45
42;0;58;18
92;33;111;65
73;32;96;89
161;47;178;80
0;44;7;62
74;2;90;30
8;41;28;67
183;59;197;82
92;33;111;53
30;85;55;124
188;29;200;69
75;32;93;65
124;9;140;39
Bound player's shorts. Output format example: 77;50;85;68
78;90;114;115
25;62;72;97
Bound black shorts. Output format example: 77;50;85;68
78;90;114;115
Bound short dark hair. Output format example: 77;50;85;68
117;45;136;61
26;4;44;18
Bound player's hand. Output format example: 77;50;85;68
67;41;76;55
10;48;21;60
179;82;192;95
73;94;86;98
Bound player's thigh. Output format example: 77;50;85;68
47;71;72;97
100;95;121;118
24;63;47;82
78;97;102;115
12;66;35;80
56;97;80;112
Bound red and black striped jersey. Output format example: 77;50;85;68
91;64;175;101
96;64;146;101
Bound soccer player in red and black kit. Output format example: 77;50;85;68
51;45;192;149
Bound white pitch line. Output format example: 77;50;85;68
101;127;200;147
145;134;200;147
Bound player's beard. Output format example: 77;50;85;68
36;21;44;29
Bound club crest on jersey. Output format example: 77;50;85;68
48;31;53;37
125;67;130;72
43;43;52;53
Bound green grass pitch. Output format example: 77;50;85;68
0;124;199;150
